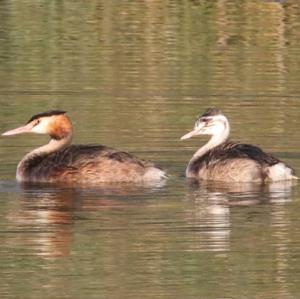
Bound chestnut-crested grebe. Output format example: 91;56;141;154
181;107;297;182
2;110;166;184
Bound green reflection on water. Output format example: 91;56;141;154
0;1;300;299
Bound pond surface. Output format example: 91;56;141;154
1;1;300;298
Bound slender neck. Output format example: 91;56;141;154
29;134;72;156
186;126;230;177
16;133;73;181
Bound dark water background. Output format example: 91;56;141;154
1;1;300;298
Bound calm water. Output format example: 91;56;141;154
1;1;300;298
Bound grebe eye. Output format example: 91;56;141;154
35;119;40;126
201;117;210;123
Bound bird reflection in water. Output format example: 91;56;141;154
5;187;72;258
188;178;296;205
183;186;231;253
6;182;152;258
184;178;296;253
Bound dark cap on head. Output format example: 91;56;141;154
27;110;66;124
201;107;222;118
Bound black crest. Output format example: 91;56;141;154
201;107;222;118
27;110;66;123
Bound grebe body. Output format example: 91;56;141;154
2;111;166;184
181;108;296;183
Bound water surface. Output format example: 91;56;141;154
1;1;300;298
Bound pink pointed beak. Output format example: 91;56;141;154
2;123;33;136
180;128;199;140
180;122;205;140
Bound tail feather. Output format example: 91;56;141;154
143;167;167;181
267;163;296;181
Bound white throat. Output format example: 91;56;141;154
186;119;230;177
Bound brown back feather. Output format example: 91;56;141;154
189;141;281;176
21;145;157;183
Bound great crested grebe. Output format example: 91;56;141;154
2;110;166;184
181;107;297;183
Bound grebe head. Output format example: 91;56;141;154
181;107;229;140
2;110;73;140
